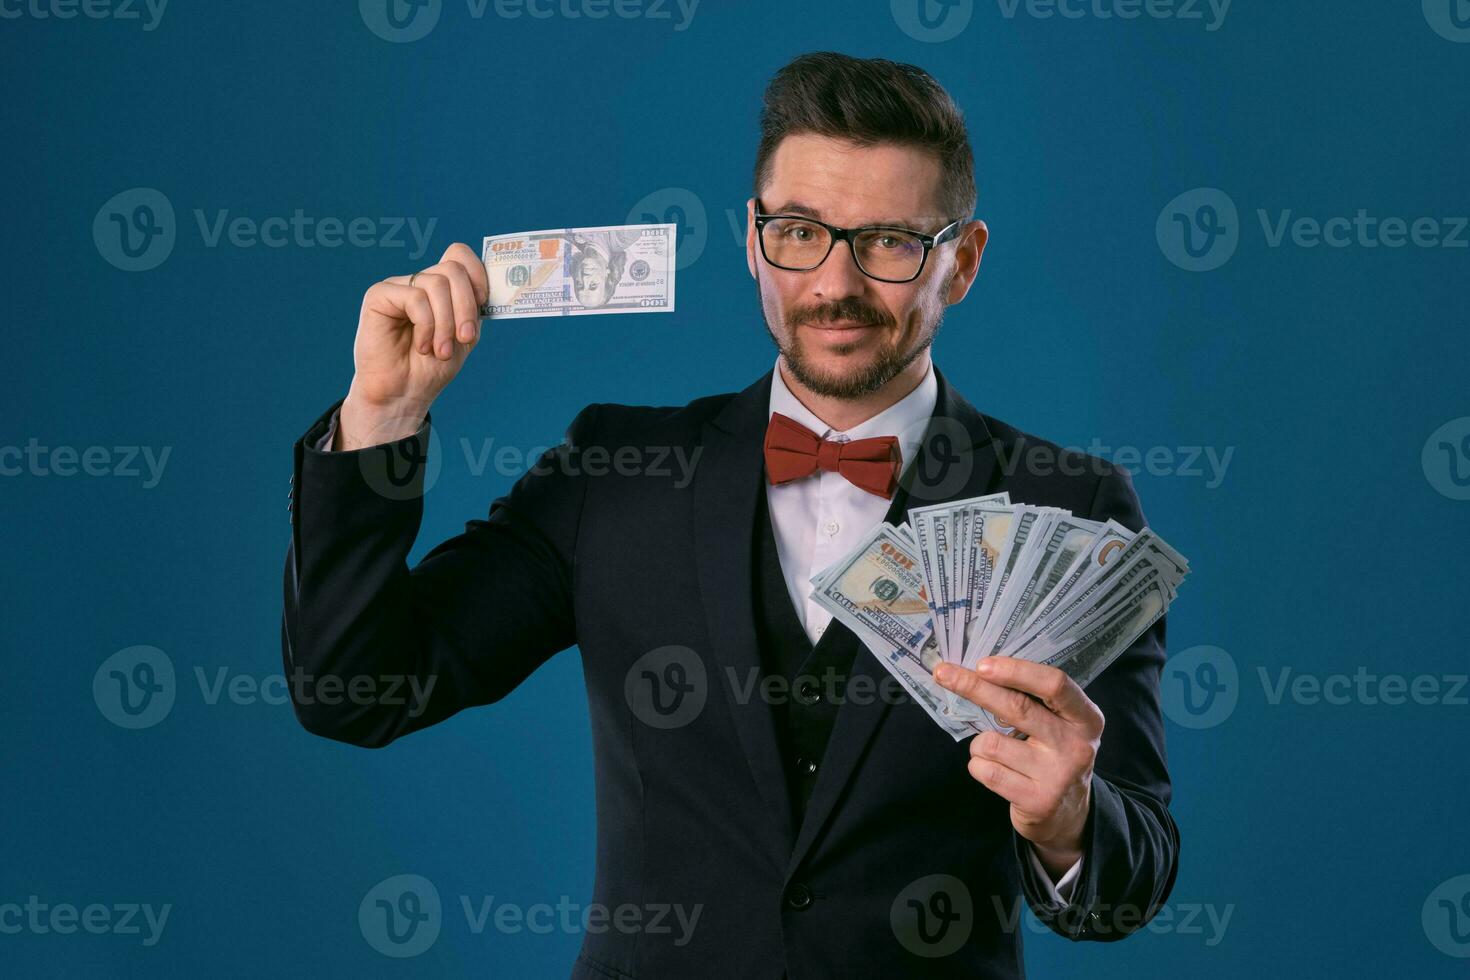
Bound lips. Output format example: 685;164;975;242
805;326;870;337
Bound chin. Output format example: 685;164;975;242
800;344;875;374
792;349;886;393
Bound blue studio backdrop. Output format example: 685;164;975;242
4;1;1469;976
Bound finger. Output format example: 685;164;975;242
441;242;489;313
970;728;1043;779
934;664;1064;744
424;258;482;344
412;271;457;360
975;658;1103;733
966;755;1042;811
364;281;434;349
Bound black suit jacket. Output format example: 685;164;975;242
282;364;1179;978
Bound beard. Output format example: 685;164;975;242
760;274;950;400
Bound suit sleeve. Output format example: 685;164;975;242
280;398;598;747
1014;465;1180;941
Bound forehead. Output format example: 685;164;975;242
764;133;944;226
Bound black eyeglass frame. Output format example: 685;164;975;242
752;199;967;284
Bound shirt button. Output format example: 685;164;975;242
823;520;840;536
814;623;826;637
785;883;814;910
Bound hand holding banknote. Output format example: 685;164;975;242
335;223;674;451
934;656;1102;877
338;242;489;450
808;493;1188;875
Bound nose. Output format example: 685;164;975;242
809;238;868;301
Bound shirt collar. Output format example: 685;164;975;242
767;354;938;470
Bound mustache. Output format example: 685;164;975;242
787;298;893;329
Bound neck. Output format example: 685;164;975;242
779;350;932;432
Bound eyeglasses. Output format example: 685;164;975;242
753;199;965;284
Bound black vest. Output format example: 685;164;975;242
750;486;863;830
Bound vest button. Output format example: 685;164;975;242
797;679;821;704
785;883;813;910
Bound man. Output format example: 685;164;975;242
283;51;1178;978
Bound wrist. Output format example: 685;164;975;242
338;386;431;451
1029;839;1084;881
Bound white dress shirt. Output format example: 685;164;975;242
314;359;1082;900
762;355;1081;903
764;354;937;647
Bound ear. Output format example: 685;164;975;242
945;219;989;305
745;198;758;279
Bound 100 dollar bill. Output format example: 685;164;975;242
480;223;676;319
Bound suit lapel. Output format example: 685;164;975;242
785;364;1002;876
691;370;797;856
691;363;1003;872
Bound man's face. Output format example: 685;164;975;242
574;250;612;307
747;133;986;399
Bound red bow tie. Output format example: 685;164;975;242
763;411;903;499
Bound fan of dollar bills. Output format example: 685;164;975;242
809;492;1189;741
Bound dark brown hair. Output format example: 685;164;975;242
753;51;976;225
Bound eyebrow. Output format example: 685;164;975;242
765;200;932;231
